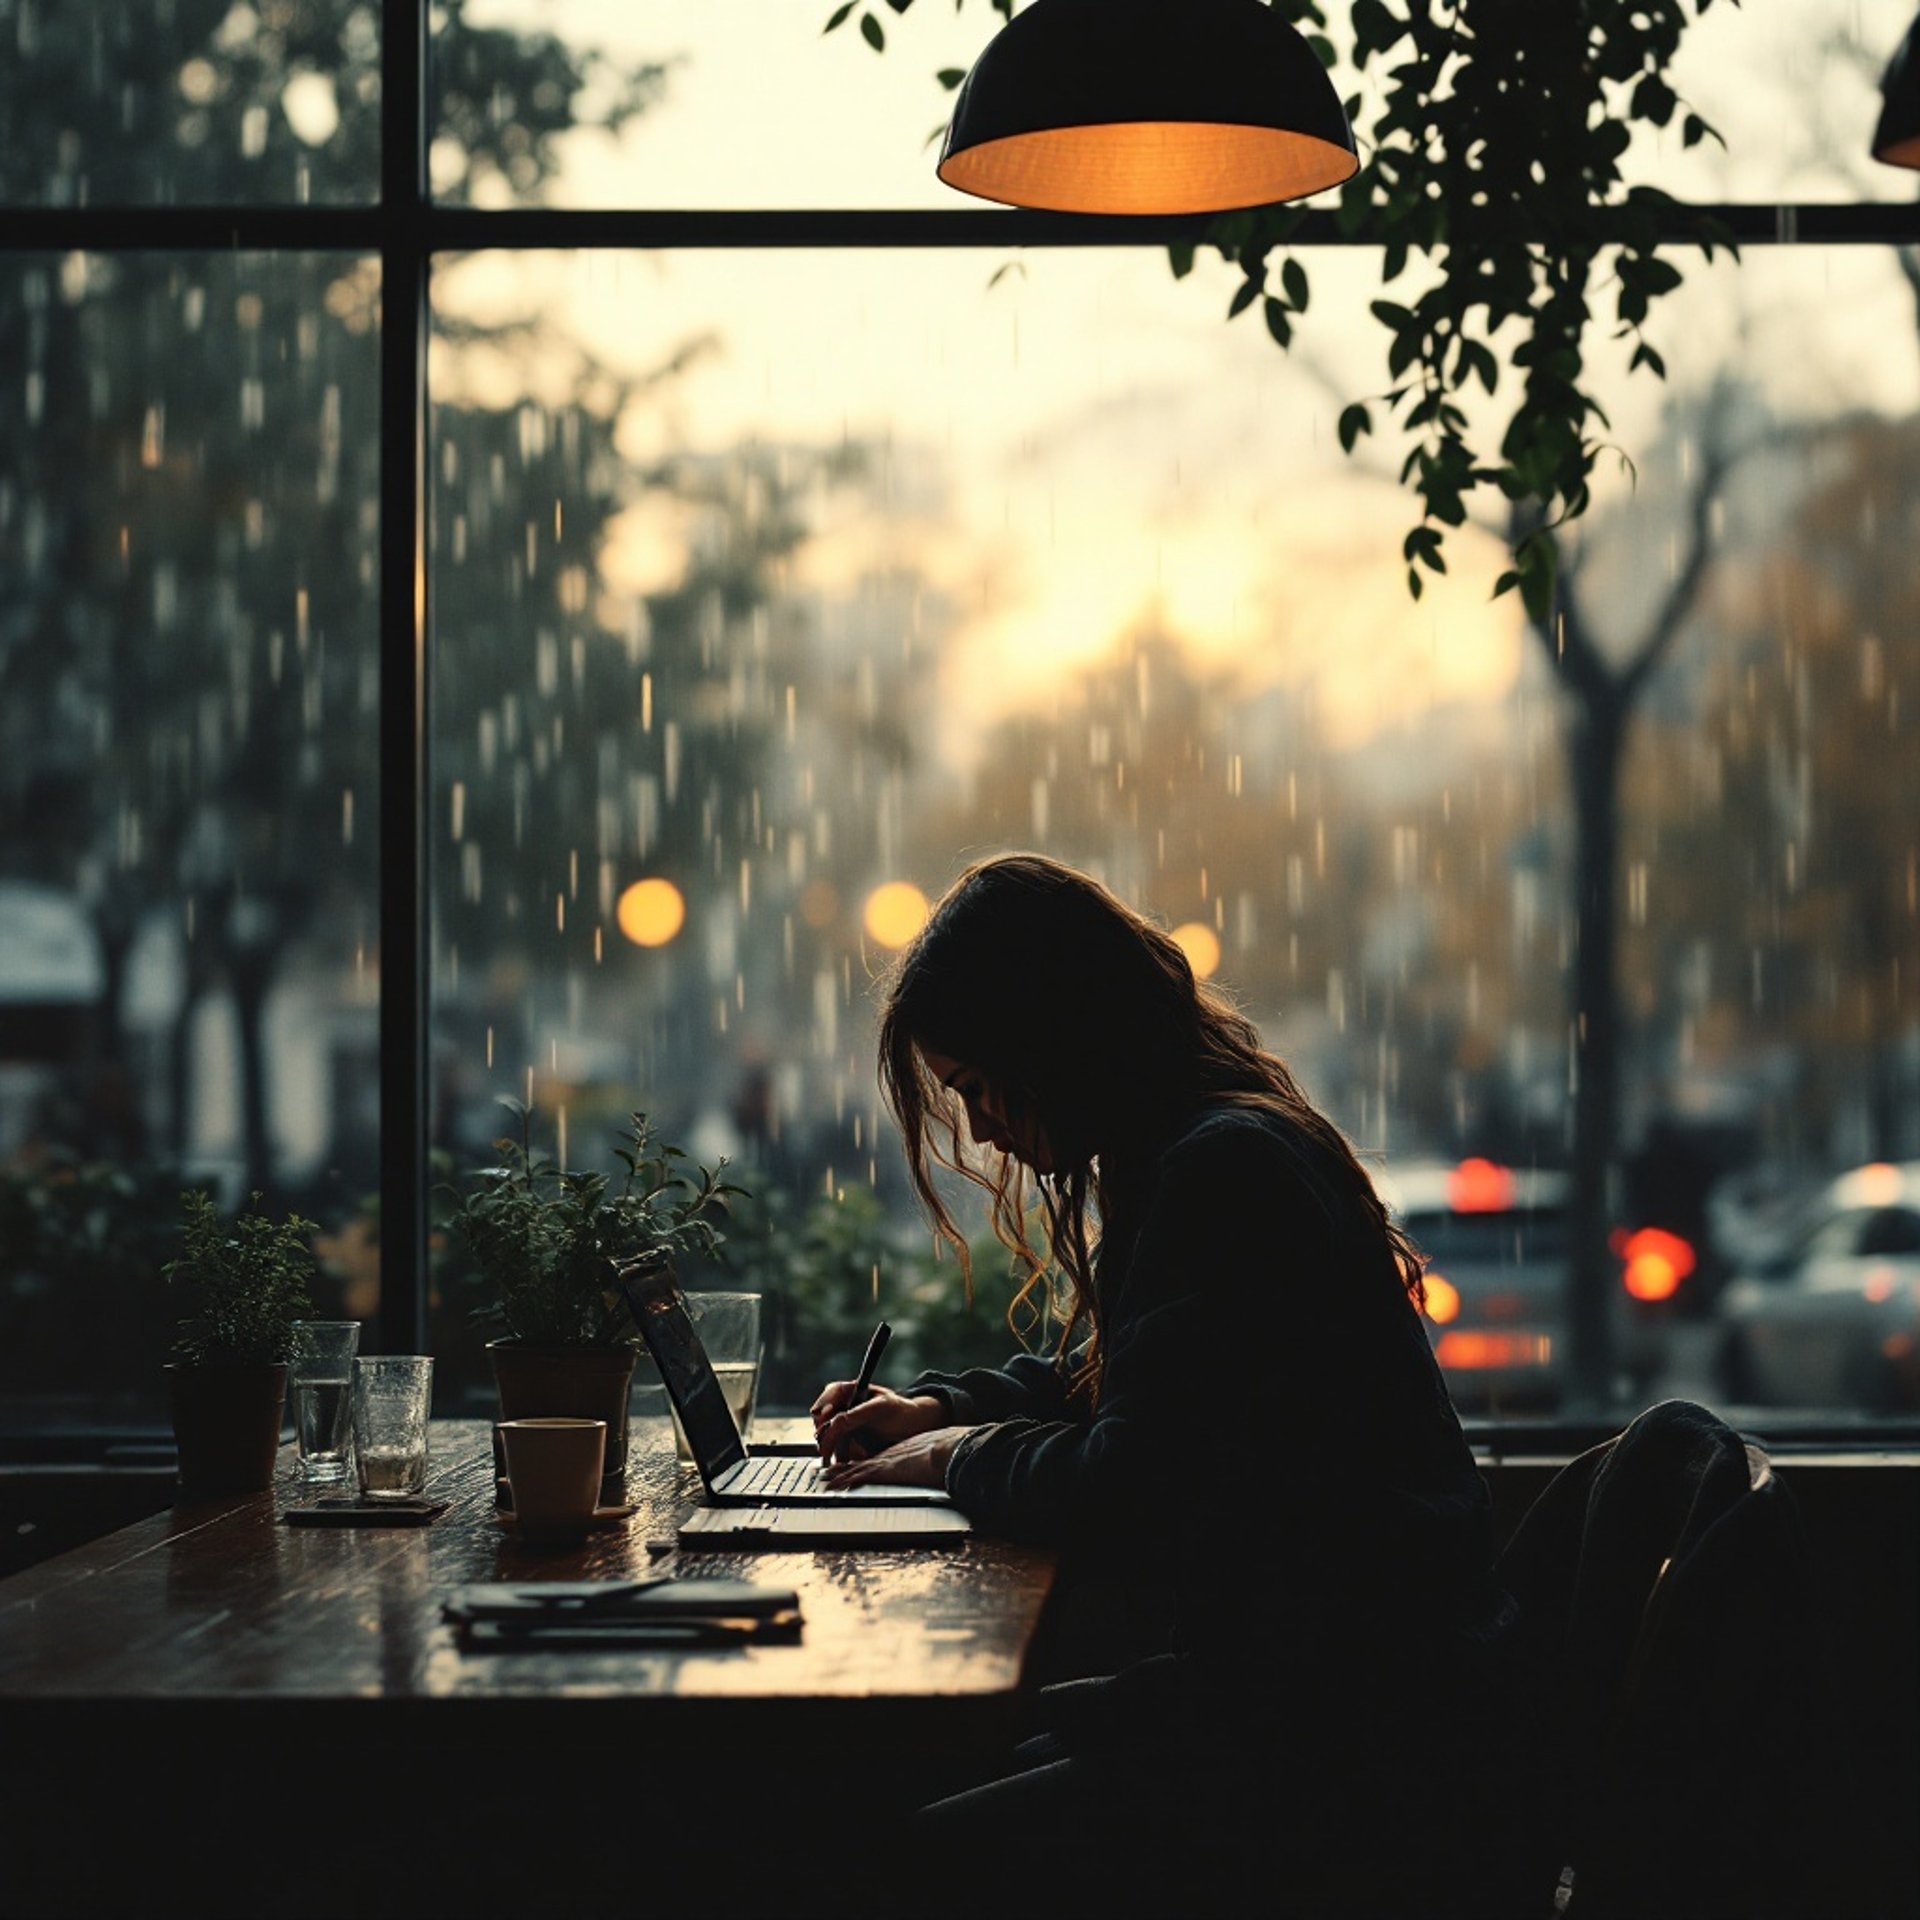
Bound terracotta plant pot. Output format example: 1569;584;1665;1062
487;1341;636;1506
168;1362;289;1498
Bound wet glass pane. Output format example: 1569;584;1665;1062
428;242;1919;1422
1650;0;1920;203
0;253;381;1430
0;1;381;208
431;0;994;209
431;1;1920;210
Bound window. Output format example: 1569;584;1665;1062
5;0;1920;1435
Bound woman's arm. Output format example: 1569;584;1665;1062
902;1350;1076;1425
827;1114;1339;1521
810;1348;1076;1463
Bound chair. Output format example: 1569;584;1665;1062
1492;1398;1844;1919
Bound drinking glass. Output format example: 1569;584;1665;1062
672;1292;761;1463
351;1356;433;1500
289;1320;360;1484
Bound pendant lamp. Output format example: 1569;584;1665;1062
936;0;1358;215
1875;15;1920;168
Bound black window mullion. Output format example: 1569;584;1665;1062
5;201;1920;253
376;0;430;1359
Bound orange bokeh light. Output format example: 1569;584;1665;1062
1423;1272;1461;1325
1170;921;1221;980
798;880;840;929
616;877;686;948
864;881;930;951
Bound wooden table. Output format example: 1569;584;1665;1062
1;1417;1056;1917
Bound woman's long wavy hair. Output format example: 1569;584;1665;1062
878;853;1425;1399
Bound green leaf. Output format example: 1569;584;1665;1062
1263;297;1293;347
1281;257;1309;311
860;11;885;50
1516;536;1559;624
936;66;967;90
1407;567;1424;600
1628;342;1667;378
1227;278;1260;319
824;1;856;29
1168;241;1196;280
1402;525;1443;567
1492;570;1520;600
1337;403;1372;454
1631;75;1678;127
885;0;912;11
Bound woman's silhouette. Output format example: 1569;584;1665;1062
811;853;1515;1912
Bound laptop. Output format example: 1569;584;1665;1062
616;1261;961;1512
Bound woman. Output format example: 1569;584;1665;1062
811;854;1517;1913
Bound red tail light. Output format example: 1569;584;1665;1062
1448;1158;1515;1212
1619;1227;1696;1303
1434;1330;1552;1370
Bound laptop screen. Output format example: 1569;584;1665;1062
624;1275;749;1485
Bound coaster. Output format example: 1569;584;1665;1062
494;1503;636;1533
284;1497;450;1528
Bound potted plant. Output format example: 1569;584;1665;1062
164;1189;317;1497
447;1104;741;1496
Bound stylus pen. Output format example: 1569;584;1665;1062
850;1320;892;1410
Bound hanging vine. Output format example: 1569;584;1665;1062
832;0;1738;616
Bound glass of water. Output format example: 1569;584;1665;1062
351;1355;433;1501
672;1292;761;1464
290;1321;360;1484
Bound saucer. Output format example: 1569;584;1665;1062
495;1502;636;1533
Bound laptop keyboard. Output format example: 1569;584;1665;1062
734;1453;827;1496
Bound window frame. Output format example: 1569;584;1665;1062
4;4;1920;1417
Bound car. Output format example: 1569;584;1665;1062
1377;1157;1692;1410
1714;1161;1920;1414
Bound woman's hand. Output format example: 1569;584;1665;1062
819;1424;972;1490
810;1382;949;1462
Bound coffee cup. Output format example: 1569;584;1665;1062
497;1418;606;1543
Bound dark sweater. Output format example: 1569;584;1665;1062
909;1103;1509;1751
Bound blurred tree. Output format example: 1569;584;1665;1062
1676;413;1920;1158
1509;380;1752;1403
0;2;670;1200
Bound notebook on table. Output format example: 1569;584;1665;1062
613;1259;972;1540
676;1504;972;1548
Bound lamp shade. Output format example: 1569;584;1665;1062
936;0;1358;215
1874;15;1920;169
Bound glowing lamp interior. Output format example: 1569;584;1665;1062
938;121;1356;215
